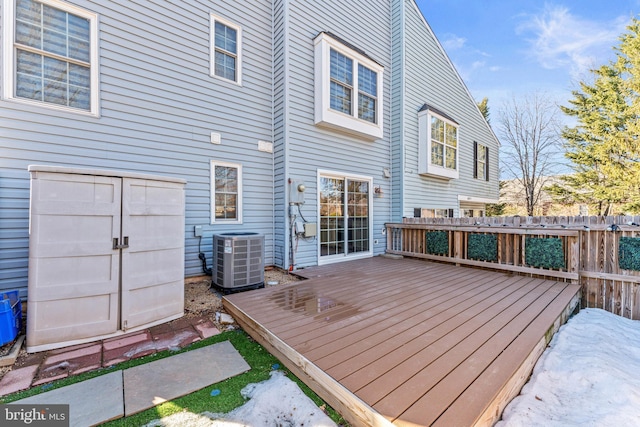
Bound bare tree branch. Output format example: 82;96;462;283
498;92;562;216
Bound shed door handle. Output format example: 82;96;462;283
113;237;130;250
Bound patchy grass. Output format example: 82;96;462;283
1;330;347;426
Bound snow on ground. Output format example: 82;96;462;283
144;370;337;427
497;308;640;427
148;308;640;427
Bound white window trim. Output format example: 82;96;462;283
475;142;489;181
2;0;100;116
210;160;243;224
210;13;242;86
314;33;384;141
458;194;498;204
418;109;459;179
317;169;374;266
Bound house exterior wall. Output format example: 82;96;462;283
392;0;500;219
273;0;392;269
0;0;275;297
390;0;405;222
1;0;499;298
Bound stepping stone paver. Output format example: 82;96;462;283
193;318;220;339
123;340;250;415
0;365;38;396
14;371;124;427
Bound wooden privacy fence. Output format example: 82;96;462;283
386;216;640;319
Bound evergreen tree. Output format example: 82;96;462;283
477;97;490;123
550;18;640;214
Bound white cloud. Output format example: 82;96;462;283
517;5;629;78
441;34;466;50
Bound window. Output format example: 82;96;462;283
211;161;242;223
314;32;383;140
474;142;489;181
2;0;99;114
463;209;485;218
413;208;454;218
210;14;241;84
418;106;459;179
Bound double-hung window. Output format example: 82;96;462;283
315;32;383;140
357;64;377;123
210;14;241;85
211;161;242;223
418;106;460;179
474;141;489;181
3;0;99;114
329;49;353;115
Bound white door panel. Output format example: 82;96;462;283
27;173;120;350
120;179;185;330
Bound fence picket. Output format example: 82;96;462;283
393;215;640;319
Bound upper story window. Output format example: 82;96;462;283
210;14;241;85
357;64;377;123
314;32;384;140
418;105;459;180
474;142;489;181
2;0;99;115
211;160;242;223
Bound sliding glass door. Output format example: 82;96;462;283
319;174;371;262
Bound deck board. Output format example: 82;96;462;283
327;275;538;381
223;257;581;427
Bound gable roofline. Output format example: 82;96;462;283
317;31;384;68
407;0;501;147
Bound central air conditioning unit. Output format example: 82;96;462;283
213;232;265;292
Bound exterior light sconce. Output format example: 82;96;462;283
374;186;383;197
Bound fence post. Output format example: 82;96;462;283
454;230;462;266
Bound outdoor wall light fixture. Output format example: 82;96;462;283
374;186;383;197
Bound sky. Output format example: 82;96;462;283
416;0;640;113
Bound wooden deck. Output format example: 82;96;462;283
223;257;581;427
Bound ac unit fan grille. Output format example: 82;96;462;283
213;233;264;289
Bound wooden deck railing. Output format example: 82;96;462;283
386;216;640;319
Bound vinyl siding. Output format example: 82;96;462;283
398;0;500;217
390;0;405;222
0;0;274;297
1;0;500;299
276;0;392;268
273;0;288;268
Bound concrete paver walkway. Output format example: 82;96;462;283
13;372;124;427
123;341;250;415
12;341;250;427
0;315;220;396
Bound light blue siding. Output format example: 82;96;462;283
1;0;499;299
0;0;275;296
392;0;500;218
273;0;393;268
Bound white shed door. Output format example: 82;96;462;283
120;178;185;330
27;173;121;350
